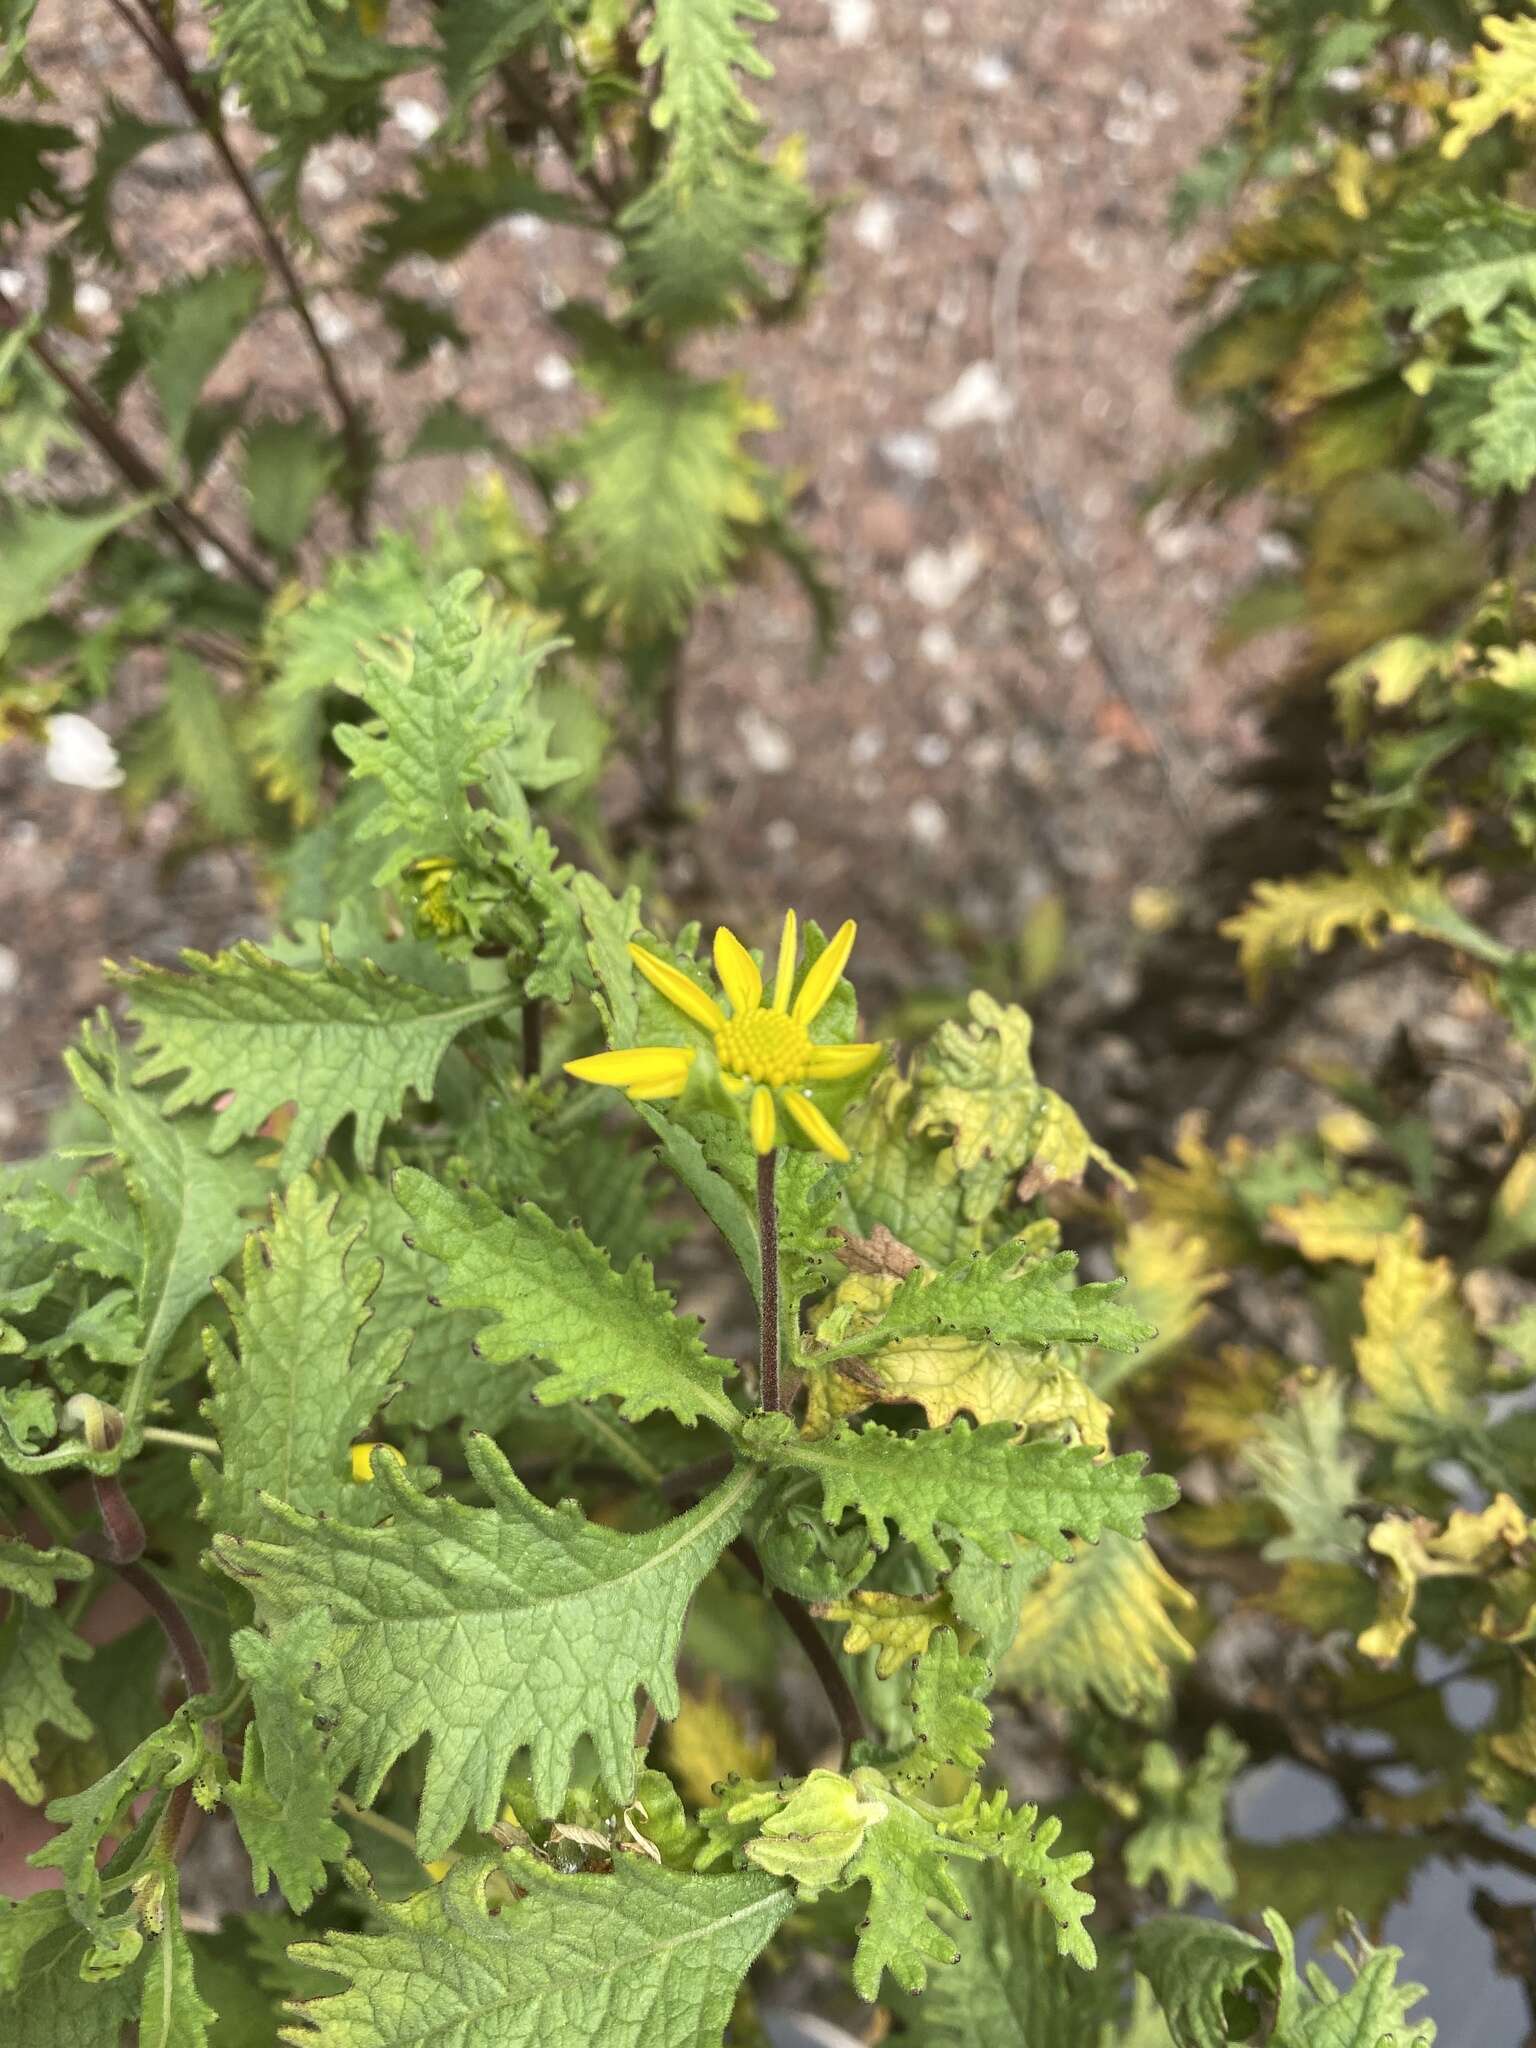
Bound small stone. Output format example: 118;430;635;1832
970;52;1013;93
905;537;984;611
852;196;898;255
857;492;915;559
877;430;940;481
907;797;948;846
926;361;1013;432
919;623;957;665
737;709;793;775
393;97;441;144
535;352;574;392
828;0;875;45
74;280;111;320
0;944;18;997
914;733;951;768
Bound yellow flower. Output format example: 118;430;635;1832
564;912;882;1162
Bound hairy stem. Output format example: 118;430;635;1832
141;1427;221;1457
111;0;374;543
757;1149;781;1412
91;1474;147;1564
339;1794;426;1857
0;289;273;592
522;997;543;1082
116;1560;213;1701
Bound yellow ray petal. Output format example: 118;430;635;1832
771;909;799;1012
791;919;857;1026
564;1047;695;1093
750;1084;778;1154
624;1072;692;1101
628;943;726;1034
782;1089;851;1163
803;1042;884;1081
713;926;763;1018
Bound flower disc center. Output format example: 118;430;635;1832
715;1009;812;1087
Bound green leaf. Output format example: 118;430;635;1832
0;1602;90;1803
1267;1911;1435;2047
0;0;41;96
355;141;586;286
995;1530;1197;1722
138;1871;216;2048
99;265;266;453
331;568;555;877
33;1710;208;1972
1468;346;1536;492
1124;1727;1246;1908
0;1891;141;2048
207;0;347;123
1373;195;1536;328
842;1072;980;1269
123;651;259;841
286;1851;791;2048
437;0;555;110
818;1238;1153;1362
0;498;147;649
895;1628;992;1777
1242;1369;1366;1565
243;412;340;555
212;1440;758;1853
196;1176;406;1543
116;939;508;1179
225;1610;350;1911
741;1412;1176;1572
0;1531;92;1605
72;97;179;267
1132;1917;1276;2048
912;993;1129;1223
392;1168;740;1431
0;116;73;228
552;361;773;639
898;1860;1119;2047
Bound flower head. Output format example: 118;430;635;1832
564;912;882;1162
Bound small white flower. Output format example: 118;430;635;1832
45;713;124;792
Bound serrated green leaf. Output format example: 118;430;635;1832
207;0;347;123
0;1530;92;1605
1243;1370;1366;1565
0;116;73;228
1267;1910;1435;2046
392;1167;740;1431
72;97;179;267
225;1610;350;1911
1132;1917;1277;2048
553;361;773;638
1374;195;1536;328
1443;14;1536;160
284;1851;791;2048
741;1412;1175;1572
897;1859;1118;2047
123;651;259;841
437;0;554;111
116;940;507;1180
243;412;340;556
0;1891;141;2048
98;265;265;453
1221;857;1449;995
212;1440;758;1853
355;141;586;286
0;1601;90;1803
0;497;147;648
818;1238;1152;1362
895;1627;991;1777
1125;1728;1246;1908
842;1072;980;1268
196;1177;406;1542
138;1870;215;2048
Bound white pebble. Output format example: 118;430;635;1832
914;733;951;768
850;726;885;765
535;352;573;392
45;714;124;792
828;0;874;44
737;709;793;775
765;818;799;855
919;623;957;665
393;97;440;144
0;944;18;997
74;281;111;319
879;430;940;481
853;197;899;255
926;360;1013;432
905;537;984;611
907;797;948;845
971;53;1013;92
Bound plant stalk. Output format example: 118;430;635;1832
757;1149;781;1412
730;1536;864;1763
112;0;374;543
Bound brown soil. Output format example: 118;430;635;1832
0;0;1261;1155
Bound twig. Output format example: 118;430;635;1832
522;998;543;1082
730;1536;865;1763
110;0;374;543
339;1794;427;1857
757;1150;781;1412
0;288;273;592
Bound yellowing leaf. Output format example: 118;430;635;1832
1354;1228;1483;1449
1138;1115;1254;1268
996;1532;1197;1722
1267;1181;1412;1265
664;1682;773;1807
1098;1216;1226;1390
815;1590;958;1679
1444;15;1536;160
1329;634;1443;739
1358;1494;1528;1664
1221;856;1447;995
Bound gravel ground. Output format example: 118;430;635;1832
0;0;1261;1153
